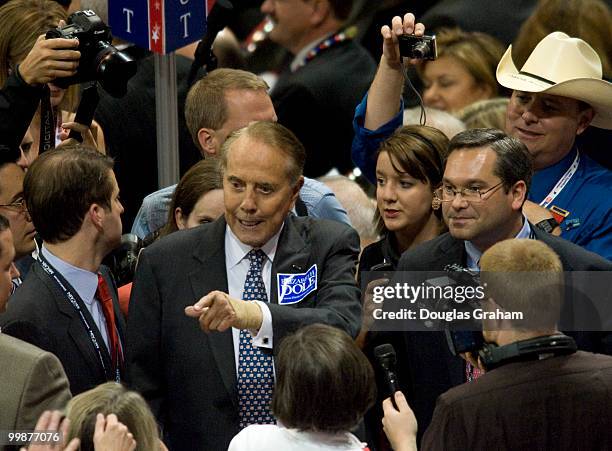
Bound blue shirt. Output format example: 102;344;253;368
131;177;351;239
465;216;533;270
41;246;111;349
529;147;612;260
351;92;403;184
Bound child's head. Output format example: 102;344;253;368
65;382;160;451
272;323;376;432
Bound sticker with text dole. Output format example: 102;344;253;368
277;264;318;305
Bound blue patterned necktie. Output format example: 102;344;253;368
237;249;276;428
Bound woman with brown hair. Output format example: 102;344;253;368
229;324;376;451
144;158;225;244
359;125;448;277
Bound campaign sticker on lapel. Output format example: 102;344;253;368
277;264;317;305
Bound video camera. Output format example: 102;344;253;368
46;10;136;97
425;264;486;356
102;234;143;287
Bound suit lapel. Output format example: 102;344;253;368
270;216;310;305
438;234;467;268
188;218;236;406
35;264;111;379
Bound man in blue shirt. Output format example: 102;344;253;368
132;69;349;239
352;15;612;259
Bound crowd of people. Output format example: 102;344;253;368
1;0;612;450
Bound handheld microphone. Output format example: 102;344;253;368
374;343;401;409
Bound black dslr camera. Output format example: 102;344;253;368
398;34;437;60
46;10;136;97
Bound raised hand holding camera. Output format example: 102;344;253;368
45;10;136;98
17;35;80;86
380;13;429;69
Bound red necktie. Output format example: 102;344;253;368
96;274;123;370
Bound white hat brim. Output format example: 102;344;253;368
497;46;612;129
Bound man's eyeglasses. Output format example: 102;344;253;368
437;182;504;203
0;198;28;213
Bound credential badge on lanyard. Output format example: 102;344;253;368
277;264;317;305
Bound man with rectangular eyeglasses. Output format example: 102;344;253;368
391;128;612;439
0;160;36;290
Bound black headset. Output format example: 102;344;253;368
478;334;577;371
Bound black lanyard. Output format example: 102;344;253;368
37;254;121;382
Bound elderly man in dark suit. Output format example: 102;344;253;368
0;215;71;438
386;128;612;442
0;146;126;396
126;121;361;451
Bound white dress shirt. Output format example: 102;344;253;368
225;225;281;374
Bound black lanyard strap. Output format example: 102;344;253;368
37;254;121;382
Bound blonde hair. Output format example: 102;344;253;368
185;68;269;150
65;382;160;451
457;97;509;130
419;28;506;98
480;239;563;330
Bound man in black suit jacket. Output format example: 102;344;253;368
0;146;126;395
126;122;361;451
261;0;376;176
388;129;612;441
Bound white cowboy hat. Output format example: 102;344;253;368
496;31;612;129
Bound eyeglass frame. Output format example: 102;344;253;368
0;197;28;213
436;181;505;203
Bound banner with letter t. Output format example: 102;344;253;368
109;0;215;53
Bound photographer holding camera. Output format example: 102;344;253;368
0;20;80;155
382;239;612;451
0;0;135;160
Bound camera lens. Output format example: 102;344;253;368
95;44;137;98
412;42;430;59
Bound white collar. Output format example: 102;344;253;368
225;223;283;268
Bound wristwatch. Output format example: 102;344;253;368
535;218;559;234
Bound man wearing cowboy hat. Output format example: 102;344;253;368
497;31;612;260
352;17;612;259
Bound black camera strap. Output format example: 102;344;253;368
39;85;55;155
478;334;577;371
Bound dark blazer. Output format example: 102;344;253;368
126;215;361;451
0;70;42;152
271;40;376;177
392;228;612;440
422;351;612;451
0;263;126;396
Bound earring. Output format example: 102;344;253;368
432;196;441;211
